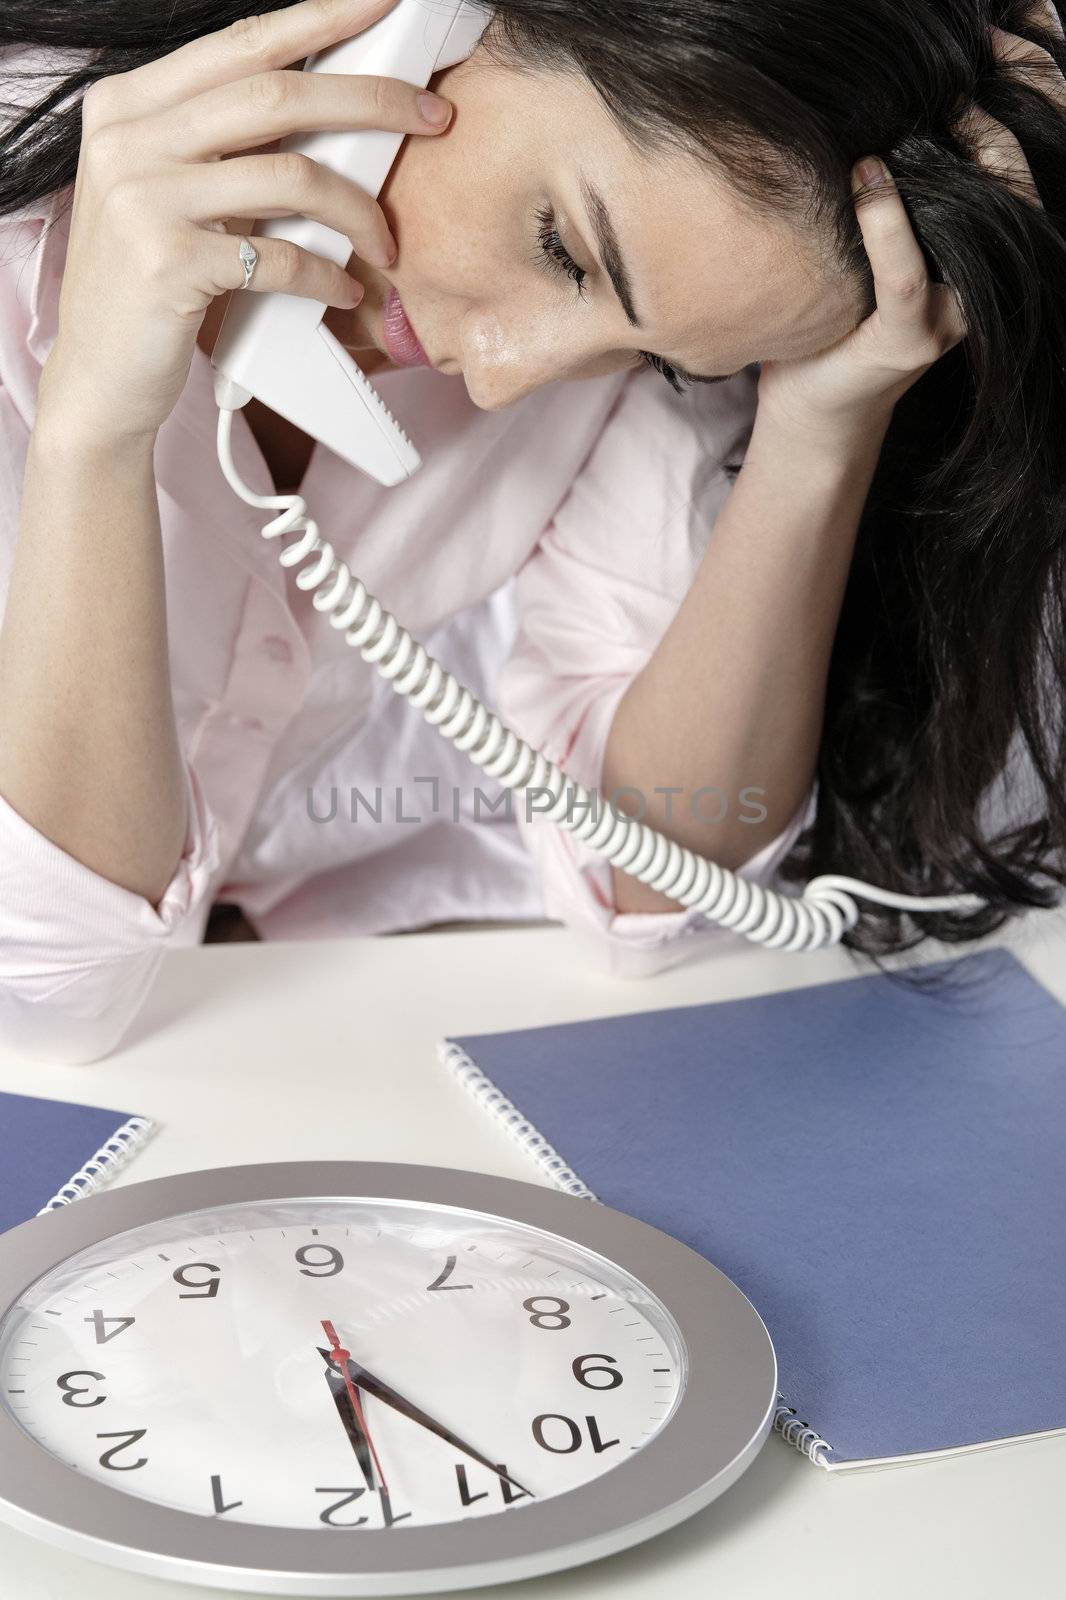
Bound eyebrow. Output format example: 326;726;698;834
578;173;739;387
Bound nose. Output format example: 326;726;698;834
457;306;585;411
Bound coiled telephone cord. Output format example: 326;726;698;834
216;404;985;952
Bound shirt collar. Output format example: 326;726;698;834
23;183;73;366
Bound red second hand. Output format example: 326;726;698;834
321;1319;390;1496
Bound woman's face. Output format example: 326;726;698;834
326;49;867;408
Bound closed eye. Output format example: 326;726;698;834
532;203;707;393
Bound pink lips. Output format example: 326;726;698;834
382;287;431;367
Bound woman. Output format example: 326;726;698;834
0;0;1064;1062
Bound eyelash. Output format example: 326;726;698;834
532;203;692;394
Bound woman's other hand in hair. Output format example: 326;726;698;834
755;0;1066;448
753;159;966;447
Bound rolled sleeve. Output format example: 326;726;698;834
496;363;816;976
0;760;221;1062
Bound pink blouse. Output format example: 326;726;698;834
0;183;815;1064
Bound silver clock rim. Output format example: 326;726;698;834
0;1161;777;1597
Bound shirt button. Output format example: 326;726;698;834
262;634;294;665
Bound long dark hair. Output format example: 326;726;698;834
3;0;1066;959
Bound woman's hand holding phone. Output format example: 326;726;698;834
755;1;1066;448
37;0;452;450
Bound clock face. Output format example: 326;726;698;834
0;1197;686;1534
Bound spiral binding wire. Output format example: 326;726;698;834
35;1116;156;1214
438;1040;597;1198
441;1040;836;1465
216;405;987;952
773;1399;835;1465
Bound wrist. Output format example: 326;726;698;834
31;394;159;468
757;397;893;453
35;350;161;460
753;383;895;461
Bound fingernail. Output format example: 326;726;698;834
857;157;886;188
417;90;452;126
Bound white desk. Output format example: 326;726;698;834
2;912;1065;1599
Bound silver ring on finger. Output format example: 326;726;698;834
237;236;259;291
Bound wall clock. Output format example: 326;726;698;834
0;1161;775;1594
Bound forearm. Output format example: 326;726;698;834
602;402;890;914
0;394;187;907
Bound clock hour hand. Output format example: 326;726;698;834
318;1350;383;1492
322;1326;534;1500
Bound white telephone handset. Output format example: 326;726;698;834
210;0;984;950
210;0;485;483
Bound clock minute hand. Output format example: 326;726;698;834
334;1349;534;1500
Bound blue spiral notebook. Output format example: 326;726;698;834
0;1092;155;1235
439;946;1066;1471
